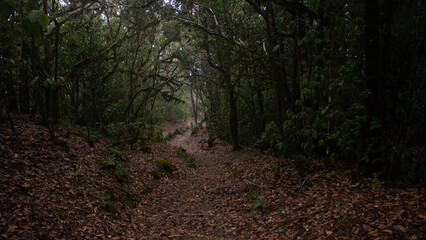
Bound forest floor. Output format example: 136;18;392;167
0;116;425;239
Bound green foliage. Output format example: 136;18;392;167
190;122;200;136
152;157;177;179
165;132;174;141
367;174;384;187
250;193;266;211
326;171;336;178
150;127;167;144
90;190;120;213
177;147;196;168
90;187;140;213
75;167;85;176
254;122;284;155
244;181;254;193
270;163;280;173
153;96;190;123
22;10;49;39
106;120;147;145
90;190;110;202
0;0;17;20
102;147;130;183
107;146;128;158
84;127;103;146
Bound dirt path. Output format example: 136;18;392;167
134;122;253;238
125;121;425;239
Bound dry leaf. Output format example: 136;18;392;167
7;225;18;232
368;229;378;236
394;225;406;232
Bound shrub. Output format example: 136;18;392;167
190;121;200;136
177;147;196;168
152;157;177;178
251;193;266;211
101;147;130;182
107;121;145;144
90;188;140;213
254;122;284;156
84;127;103;146
89;190;120;213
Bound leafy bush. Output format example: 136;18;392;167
107;121;145;144
102;156;130;182
151;128;167;144
251;193;266;211
101;147;130;182
165;132;174;140
90;187;140;212
89;190;120;213
190;121;200;136
152;157;177;178
153;98;190;123
254;122;284;156
177;147;196;168
107;146;128;158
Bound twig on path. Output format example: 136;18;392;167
298;176;309;193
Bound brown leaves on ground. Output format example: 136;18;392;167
0;116;425;239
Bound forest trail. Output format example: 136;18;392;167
0;117;424;239
131;120;425;239
134;121;257;238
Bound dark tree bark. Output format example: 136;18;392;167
19;41;31;113
265;1;286;139
43;0;59;124
246;0;290;139
190;87;198;124
364;0;381;121
292;13;302;110
5;78;18;113
1;91;16;132
360;0;383;177
224;71;241;150
2;47;18;113
256;86;265;135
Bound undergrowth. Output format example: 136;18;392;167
177;147;196;168
190;122;200;136
151;157;177;179
101;146;130;182
90;187;140;213
251;192;266;211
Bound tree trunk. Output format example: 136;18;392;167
362;0;382;176
265;1;287;139
1;88;16;132
5;77;18;113
3;48;18;113
256;86;265;135
19;41;31;113
190;87;198;124
364;0;381;121
292;14;302;110
225;72;240;150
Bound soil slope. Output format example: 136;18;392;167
0;116;424;239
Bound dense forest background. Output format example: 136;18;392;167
1;0;425;184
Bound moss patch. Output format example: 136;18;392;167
177;147;196;168
89;187;140;213
151;157;177;178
